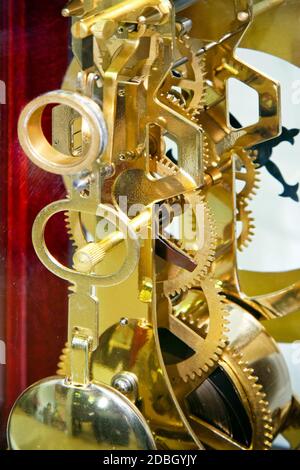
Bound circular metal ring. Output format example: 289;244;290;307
32;199;140;287
18;90;107;175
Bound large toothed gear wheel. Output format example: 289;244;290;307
181;345;275;450
159;33;222;171
221;347;274;450
164;298;289;450
165;279;229;383
220;147;260;252
234;148;260;251
163;193;217;297
234;148;261;205
236;203;255;251
66;152;217;300
159;33;218;169
149;155;217;297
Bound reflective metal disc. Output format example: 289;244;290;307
7;376;156;450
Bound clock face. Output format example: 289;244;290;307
233;48;300;272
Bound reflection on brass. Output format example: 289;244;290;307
8;0;300;450
8;378;156;450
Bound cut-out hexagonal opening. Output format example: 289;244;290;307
227;78;259;129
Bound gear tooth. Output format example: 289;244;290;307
263;416;273;423
263;442;272;449
260;406;269;413
264;424;273;431
248;374;258;383
160;36;206;121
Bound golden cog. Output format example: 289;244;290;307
161;33;206;119
162;193;217;297
65;152;217;298
150;154;217;296
222;347;274;450
165;279;228;382
235;148;260;251
220;147;260;251
237;203;255;251
235;148;261;205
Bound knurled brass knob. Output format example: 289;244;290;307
73;243;106;273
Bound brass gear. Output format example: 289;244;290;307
234;148;261;205
58;280;227;384
150;155;217;296
57;342;69;377
165;279;228;382
236;203;255;251
161;33;206;119
64;209;86;250
221;347;274;450
159;34;220;171
64;153;185;250
64;153;216;298
162;193;217;297
220;147;260;251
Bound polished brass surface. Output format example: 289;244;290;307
7;378;156;450
161;293;292;449
18;90;107;175
9;0;300;450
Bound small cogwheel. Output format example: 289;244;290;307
236;203;256;251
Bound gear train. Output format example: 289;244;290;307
6;0;300;451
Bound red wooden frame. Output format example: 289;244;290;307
0;0;70;446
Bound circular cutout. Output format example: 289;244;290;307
32;199;140;287
18;90;107;175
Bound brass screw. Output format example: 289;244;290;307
118;88;126;97
237;11;250;22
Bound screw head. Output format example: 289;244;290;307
111;372;139;402
118;89;126;97
113;377;132;394
237;11;250;22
